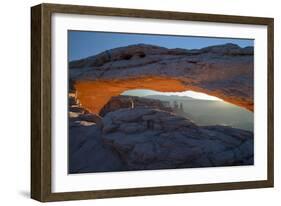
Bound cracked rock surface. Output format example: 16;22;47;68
102;107;253;170
69;94;253;173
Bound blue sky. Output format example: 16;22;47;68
68;30;254;61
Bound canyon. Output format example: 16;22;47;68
68;43;254;173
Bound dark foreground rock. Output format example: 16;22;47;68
102;107;253;170
69;94;253;173
68;94;125;173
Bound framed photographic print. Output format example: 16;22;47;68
31;3;274;202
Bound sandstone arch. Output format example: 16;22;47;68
70;43;254;114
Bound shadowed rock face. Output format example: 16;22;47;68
68;94;125;173
69;94;253;173
102;107;253;170
70;43;254;113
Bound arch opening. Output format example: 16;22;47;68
73;76;253;116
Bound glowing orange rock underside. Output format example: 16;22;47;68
74;76;253;115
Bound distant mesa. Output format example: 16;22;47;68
69;43;254;114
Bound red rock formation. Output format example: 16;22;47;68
75;76;253;114
70;43;254;114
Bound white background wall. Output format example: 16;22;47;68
0;0;279;205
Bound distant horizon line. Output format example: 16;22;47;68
121;93;220;101
121;89;223;101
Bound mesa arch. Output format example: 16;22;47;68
69;43;254;115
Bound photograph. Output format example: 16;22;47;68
30;3;274;201
67;31;254;174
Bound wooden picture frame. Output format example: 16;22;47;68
31;3;274;202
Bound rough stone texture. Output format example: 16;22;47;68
101;107;253;170
69;93;253;173
70;43;254;113
68;43;255;173
68;94;125;173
